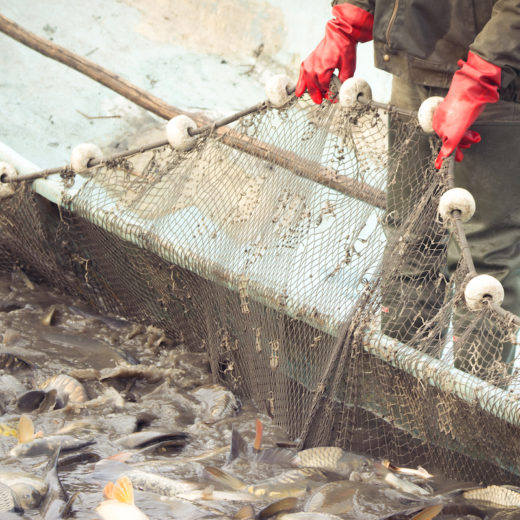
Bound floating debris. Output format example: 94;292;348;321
191;384;241;423
0;352;33;372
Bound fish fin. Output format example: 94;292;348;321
60;491;79;518
254;419;263;452
253;447;298;466
18;414;37;443
201;485;214;500
234;504;255;519
112;476;134;505
204;466;246;490
228;428;248;463
258;497;298;519
411;504;443;520
37;389;58;413
103;481;115;500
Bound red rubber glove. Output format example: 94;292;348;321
432;51;501;169
295;4;374;104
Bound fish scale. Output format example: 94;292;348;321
0;482;16;513
464;486;520;508
297;447;344;468
247;468;326;497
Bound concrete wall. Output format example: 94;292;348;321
0;0;391;168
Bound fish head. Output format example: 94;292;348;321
9;482;43;509
336;452;374;477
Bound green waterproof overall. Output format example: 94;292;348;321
381;74;520;378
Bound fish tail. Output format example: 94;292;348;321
204;466;246;490
103;482;115;500
113;476;134;505
18;414;43;443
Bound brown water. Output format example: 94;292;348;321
0;270;291;519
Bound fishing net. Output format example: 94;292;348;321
1;81;520;485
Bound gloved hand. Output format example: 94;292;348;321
295;4;374;104
432;51;501;169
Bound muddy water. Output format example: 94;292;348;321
0;270;291;519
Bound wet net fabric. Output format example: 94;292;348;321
1;93;520;484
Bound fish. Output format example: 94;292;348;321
253;445;374;479
0;481;20;513
0;471;48;509
176;487;257;502
382;459;434;480
0;352;33;372
205;466;327;499
9;415;95;458
257;496;299;518
463;485;520;508
234;504;256;519
278;514;343;520
191;384;241;423
115;430;189;453
40;374;88;407
17;374;88;412
121;469;201;497
39;447;77;519
355;463;431;496
411;504;443;520
304;480;440;519
96;476;149;520
69;305;131;330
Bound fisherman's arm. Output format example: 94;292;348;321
295;0;375;103
433;0;520;167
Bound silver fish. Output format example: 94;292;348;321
10;434;95;458
252;445;374;480
205;466;327;499
0;471;48;509
463;485;520;508
305;480;437;518
39;447;77;520
0;482;19;513
191;384;241;423
122;470;201;497
280;514;344;520
116;430;189;451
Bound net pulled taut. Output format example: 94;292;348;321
1;86;520;484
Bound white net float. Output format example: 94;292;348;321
166;115;197;152
339;77;372;109
0;162;17;199
465;274;504;310
71;143;103;173
418;96;444;134
265;74;295;108
438;188;476;223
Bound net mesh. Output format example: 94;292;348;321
2;91;520;484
